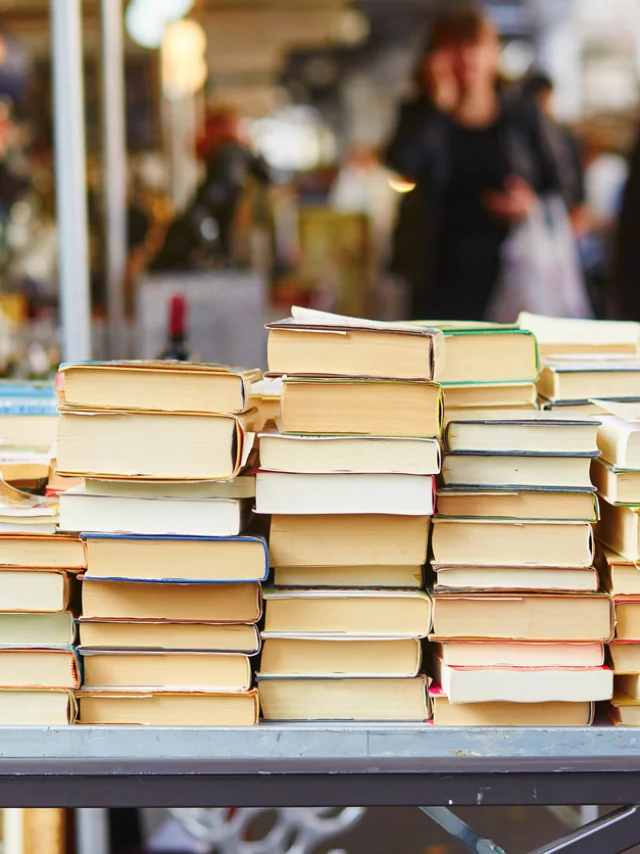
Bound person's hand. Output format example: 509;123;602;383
483;175;537;222
423;49;458;113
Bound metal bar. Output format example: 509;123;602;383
528;805;640;854
419;807;507;853
51;0;92;362
100;0;127;358
75;809;109;854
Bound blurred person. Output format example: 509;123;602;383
385;9;565;321
609;129;640;319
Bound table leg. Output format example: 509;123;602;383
528;805;640;854
419;806;507;853
75;809;109;854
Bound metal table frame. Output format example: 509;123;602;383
3;725;640;853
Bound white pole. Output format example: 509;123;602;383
3;808;24;854
101;0;128;358
75;809;110;854
51;0;92;362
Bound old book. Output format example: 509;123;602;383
538;358;640;403
255;471;435;516
258;430;441;475
59;486;252;538
77;690;259;725
433;658;613;704
272;565;423;588
279;378;443;438
0;570;74;613
0;612;75;647
78;620;260;653
430;688;594;726
591;459;640;506
597;547;640;596
431;593;613;641
609;694;640;725
263;588;432;637
614;673;640;700
597;500;640;561
83;534;269;583
0;649;80;688
0;534;85;569
81;651;251;691
609;643;640;673
433;565;599;593
612;599;640;640
56;409;257;481
269;514;430;567
259;637;422;677
437;641;604;668
258;676;429;721
85;476;256;500
518;311;640;356
444;411;599;454
0;416;58;449
443;383;537;410
435;489;598;522
58;361;261;414
595;410;640;468
0;690;76;725
425;323;538;385
266;309;441;381
82;579;262;623
431;519;595;567
441;455;595;490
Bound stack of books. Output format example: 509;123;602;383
592;400;640;725
55;360;265;726
256;308;442;722
430;408;614;726
432;322;539;416
0;379;59;488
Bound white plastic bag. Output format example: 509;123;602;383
486;195;593;323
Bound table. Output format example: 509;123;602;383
2;725;640;852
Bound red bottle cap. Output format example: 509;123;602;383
169;294;187;338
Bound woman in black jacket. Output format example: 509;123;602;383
385;10;563;321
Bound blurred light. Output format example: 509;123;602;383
249;106;336;172
155;0;195;21
388;177;416;194
499;40;537;80
333;9;371;46
126;0;195;50
161;19;208;98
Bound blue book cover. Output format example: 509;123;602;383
0;398;59;416
0;380;56;397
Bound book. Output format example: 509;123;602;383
437;641;604;668
258;676;429;721
609;694;640;725
59;486;252;537
591;459;640;506
431;519;595;568
444;412;599;454
56;409;257;481
82;534;269;583
0;612;75;647
0;649;80;688
272;565;424;589
58;362;262;414
269;514;430;567
431;594;614;641
0;482;58;535
77;690;259;726
0;415;58;448
538;358;640;403
435;489;599;522
614;673;640;700
0;534;85;568
423;323;539;385
433;565;599;593
257;430;441;475
266;309;441;381
597;500;640;561
259;637;422;678
82;579;262;623
430;688;594;726
81;651;252;691
85;476;256;500
0;570;74;613
597;547;640;596
441;455;595;490
0;379;57;398
78;620;260;653
0;689;76;725
609;643;640;673
279;378;443;438
0;455;51;484
612;599;640;640
263;588;432;637
518;312;640;356
443;383;537;410
433;659;613;704
594;409;640;468
255;472;436;516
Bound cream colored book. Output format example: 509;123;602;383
0;689;76;725
538;358;640;403
85;476;256;500
609;643;640;673
443;383;537;410
78;620;260;653
518;312;640;356
0;570;73;613
77;690;259;726
438;641;604;668
445;411;599;454
613;599;640;640
435;489;598;522
259;637;422;677
597;547;640;596
442;454;594;490
272;565;423;589
431;691;594;726
259;677;429;721
597;500;640;562
591;459;640;506
434;564;599;593
0;649;80;688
